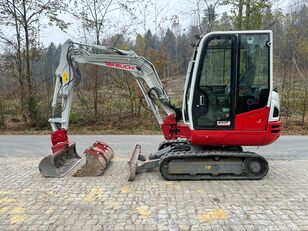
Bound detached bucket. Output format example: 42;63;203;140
39;143;82;178
73;141;114;177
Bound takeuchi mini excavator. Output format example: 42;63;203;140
39;30;281;180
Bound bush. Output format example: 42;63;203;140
69;111;84;124
27;96;39;125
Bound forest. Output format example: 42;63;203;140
0;0;307;134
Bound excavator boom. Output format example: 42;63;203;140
39;39;178;177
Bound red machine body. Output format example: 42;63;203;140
162;107;281;146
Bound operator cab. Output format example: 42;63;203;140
183;31;274;132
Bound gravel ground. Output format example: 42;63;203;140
0;157;308;231
0;135;308;230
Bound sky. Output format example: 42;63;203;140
0;0;300;48
38;0;184;46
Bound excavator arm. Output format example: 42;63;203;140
39;39;182;178
49;39;178;132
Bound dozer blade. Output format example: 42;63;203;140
39;143;81;178
73;141;114;177
128;144;141;181
128;144;160;181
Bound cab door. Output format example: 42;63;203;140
191;34;236;130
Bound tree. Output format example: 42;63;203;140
188;0;220;34
70;0;136;118
0;0;68;124
223;0;272;30
218;12;232;30
202;2;219;32
162;28;176;77
176;34;190;74
71;0;120;45
127;0;153;34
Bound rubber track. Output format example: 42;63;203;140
159;150;268;180
157;139;188;150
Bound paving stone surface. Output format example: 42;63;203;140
0;156;308;231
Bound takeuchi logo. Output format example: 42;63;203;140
104;62;136;71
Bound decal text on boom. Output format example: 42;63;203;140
105;62;136;71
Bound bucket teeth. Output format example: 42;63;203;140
73;141;114;177
39;143;82;178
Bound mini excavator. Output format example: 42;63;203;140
39;30;281;180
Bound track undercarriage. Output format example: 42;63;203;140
128;140;268;181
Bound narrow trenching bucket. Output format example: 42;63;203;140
73;141;114;177
39;143;82;178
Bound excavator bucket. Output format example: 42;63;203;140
39;143;82;178
73;141;114;177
